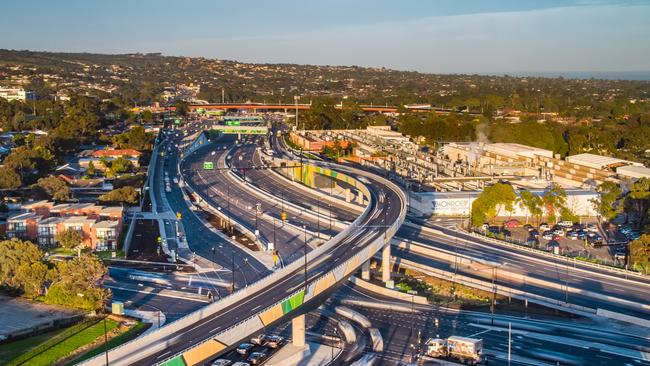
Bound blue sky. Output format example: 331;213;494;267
1;0;649;73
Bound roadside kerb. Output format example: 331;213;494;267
347;276;428;305
81;158;403;366
394;257;597;318
393;238;650;313
394;257;650;328
425;223;648;280
151;162;406;365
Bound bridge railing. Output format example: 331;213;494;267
80;149;396;366
154;165;407;366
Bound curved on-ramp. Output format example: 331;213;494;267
80;141;407;366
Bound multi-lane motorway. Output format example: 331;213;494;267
99;121;650;366
86;126;406;365
189;131;650;321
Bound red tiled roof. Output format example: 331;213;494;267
92;149;141;158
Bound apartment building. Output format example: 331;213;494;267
5;201;124;250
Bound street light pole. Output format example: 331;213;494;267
231;247;235;293
227;183;231;234
104;317;109;366
303;225;307;291
329;204;332;233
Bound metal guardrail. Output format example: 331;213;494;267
463;229;647;279
153;166;391;365
82;145;406;366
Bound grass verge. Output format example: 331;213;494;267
64;321;150;365
1;318;118;366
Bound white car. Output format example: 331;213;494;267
211;360;232;366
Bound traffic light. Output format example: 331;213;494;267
281;211;287;221
177;212;182;220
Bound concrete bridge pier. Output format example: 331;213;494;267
361;260;370;280
345;189;352;203
292;314;306;347
382;242;391;283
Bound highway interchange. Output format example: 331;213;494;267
103;120;650;366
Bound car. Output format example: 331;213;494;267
578;231;588;239
558;221;574;228
251;334;269;345
236;343;254;355
504;219;521;228
552;229;565;237
552;235;562;241
572;223;585;231
614;247;627;261
539;223;550;231
265;335;285;348
542;231;553;240
586;223;599;232
588;235;604;247
488;226;501;234
523;224;534;231
212;360;232;366
246;352;267;365
232;363;250;366
567;231;579;240
525;238;538;247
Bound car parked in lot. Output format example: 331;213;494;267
232;362;250;366
539;223;550;231
246;352;267;365
558;220;574;228
542;231;553;240
586;223;599;232
236;343;255;355
552;229;565;237
567;231;579;240
614;247;627;261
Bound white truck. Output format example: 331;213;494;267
425;336;483;365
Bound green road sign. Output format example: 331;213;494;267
203;161;214;170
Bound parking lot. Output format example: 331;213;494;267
482;220;628;266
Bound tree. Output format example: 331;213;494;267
591;181;622;221
471;182;517;226
112;125;152;150
0;166;21;189
86;160;96;177
45;255;108;311
625;178;650;230
0;239;46;295
542;184;568;224
36;176;71;201
174;100;189;117
629;234;650;273
15;261;52;299
518;189;543;224
110;156;133;175
99;186;139;205
55;228;83;249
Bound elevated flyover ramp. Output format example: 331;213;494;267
80;155;406;366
